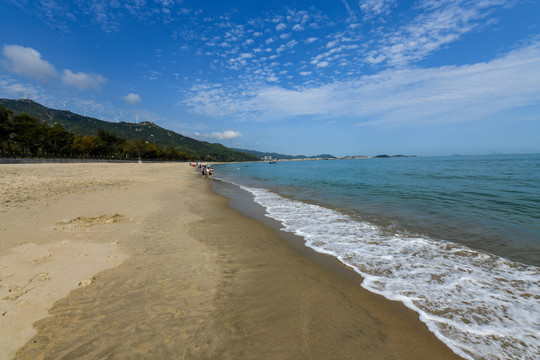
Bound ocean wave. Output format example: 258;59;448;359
239;184;540;360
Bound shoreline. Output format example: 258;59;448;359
2;163;463;359
211;179;369;286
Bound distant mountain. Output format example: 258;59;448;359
232;148;335;160
373;154;417;158
0;98;259;162
231;148;299;159
315;154;337;159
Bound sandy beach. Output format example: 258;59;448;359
0;163;463;359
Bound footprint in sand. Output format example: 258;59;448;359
29;272;50;283
33;254;51;264
55;213;128;230
3;285;32;301
2;273;50;301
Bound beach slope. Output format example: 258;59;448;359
0;163;462;359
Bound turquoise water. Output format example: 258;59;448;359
214;154;540;360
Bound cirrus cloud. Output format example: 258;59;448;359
183;41;540;126
360;0;396;19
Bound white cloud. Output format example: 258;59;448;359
341;0;357;21
326;40;339;49
370;0;511;66
123;92;142;105
202;130;243;140
184;41;540;126
286;40;298;48
360;0;396;19
1;45;58;82
0;76;44;101
0;78;27;96
61;69;106;91
316;61;329;68
276;23;286;31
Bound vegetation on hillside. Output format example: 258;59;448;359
0;99;260;162
0;105;253;161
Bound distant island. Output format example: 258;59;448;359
373;154;418;158
234;148;416;161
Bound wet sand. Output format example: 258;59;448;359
0;163;463;359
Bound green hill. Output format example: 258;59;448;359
0;98;259;162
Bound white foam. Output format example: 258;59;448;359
240;185;540;360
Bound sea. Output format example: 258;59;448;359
212;154;540;360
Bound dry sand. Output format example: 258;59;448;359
0;163;463;359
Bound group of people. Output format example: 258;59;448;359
190;163;214;180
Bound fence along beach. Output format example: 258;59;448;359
1;162;461;359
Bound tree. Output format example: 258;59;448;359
0;106;14;156
11;114;48;156
72;134;99;156
164;146;188;160
97;129;125;157
47;124;74;157
122;138;147;159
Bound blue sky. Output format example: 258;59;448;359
1;0;539;156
